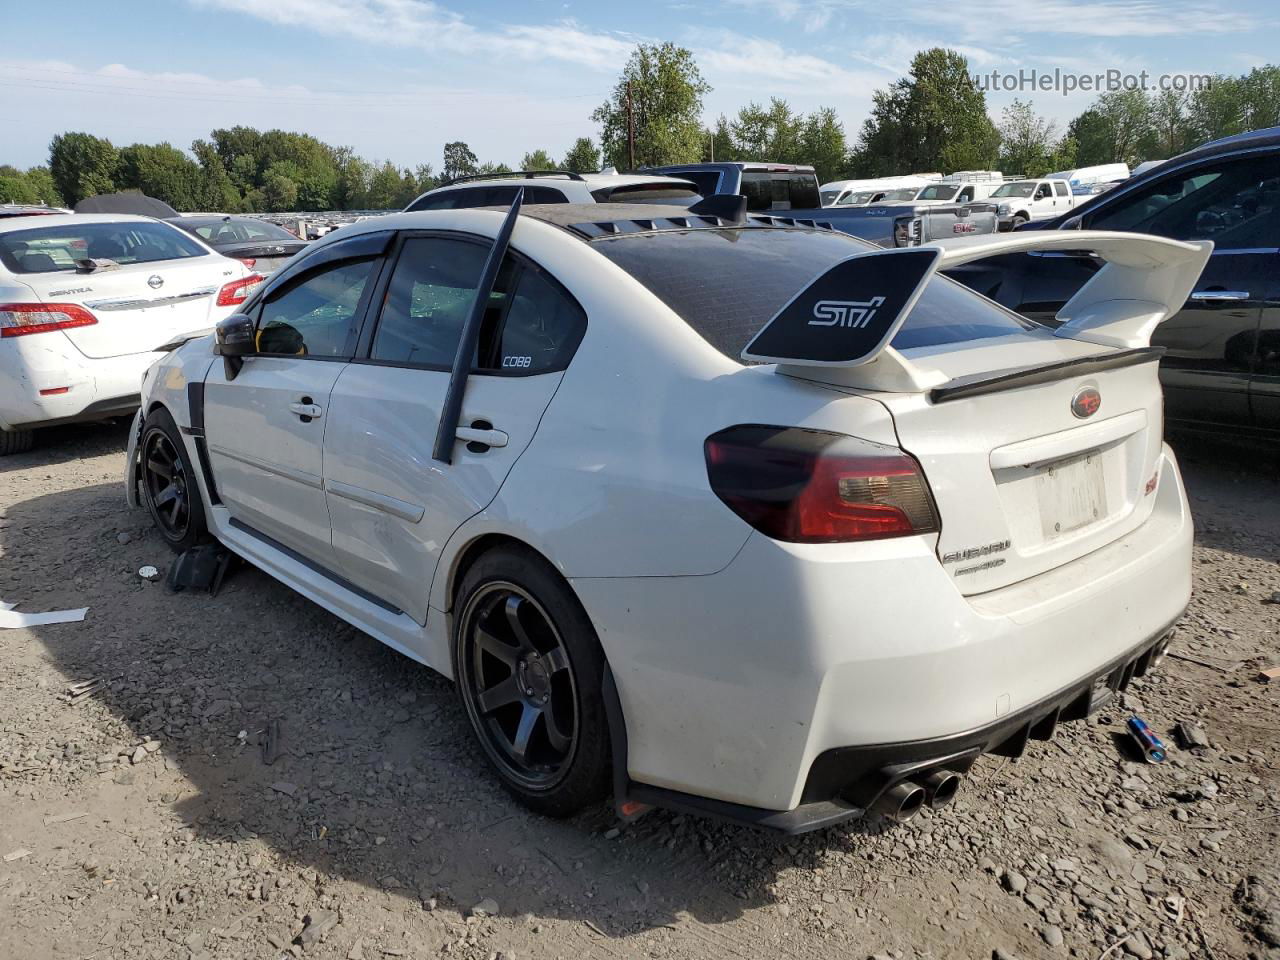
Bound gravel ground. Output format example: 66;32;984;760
0;422;1277;960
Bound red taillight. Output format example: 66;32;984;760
704;425;939;543
0;303;98;338
239;257;257;269
217;273;264;307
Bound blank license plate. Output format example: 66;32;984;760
1036;451;1106;538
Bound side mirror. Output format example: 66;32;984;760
215;313;255;358
214;313;255;380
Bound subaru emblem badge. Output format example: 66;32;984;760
1071;386;1101;419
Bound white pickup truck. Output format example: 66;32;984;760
988;178;1077;230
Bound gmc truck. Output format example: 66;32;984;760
645;162;999;247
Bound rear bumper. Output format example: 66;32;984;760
571;443;1192;823
0;336;157;430
623;624;1174;833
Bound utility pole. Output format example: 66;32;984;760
625;80;635;171
709;129;715;162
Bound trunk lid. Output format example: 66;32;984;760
868;334;1164;595
25;254;242;358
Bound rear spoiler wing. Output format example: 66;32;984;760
742;230;1213;392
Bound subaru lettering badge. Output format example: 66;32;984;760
1071;385;1101;419
147;274;164;290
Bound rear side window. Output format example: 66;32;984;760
591;227;1036;361
370;235;585;374
0;221;206;274
1053;182;1069;197
740;172;821;211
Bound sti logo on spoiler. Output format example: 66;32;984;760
810;297;885;329
742;248;942;367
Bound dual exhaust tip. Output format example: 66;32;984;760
873;769;963;823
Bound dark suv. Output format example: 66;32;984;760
947;127;1280;437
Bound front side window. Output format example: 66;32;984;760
1087;156;1280;249
0;221;207;274
370;236;586;374
256;258;375;357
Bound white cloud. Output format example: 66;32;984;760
192;0;637;70
729;0;1252;38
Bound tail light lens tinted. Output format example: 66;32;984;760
0;303;98;338
217;273;264;307
704;425;939;543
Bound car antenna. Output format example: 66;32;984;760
432;187;525;464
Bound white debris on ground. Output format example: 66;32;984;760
0;421;1276;960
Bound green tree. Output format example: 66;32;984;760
562;137;600;173
442;141;478;182
703;117;734;163
853;49;998;176
474;161;513;176
799;107;848;183
191;139;241;211
1148;89;1191;158
520;148;556;171
730;98;804;161
332;147;371;209
996;100;1061;177
117;142;204;210
366;160;405;208
49;132;119;205
1186;75;1247;146
260;170;299;212
1065;109;1114;166
592;42;710;168
1241;65;1280;130
0;174;39;204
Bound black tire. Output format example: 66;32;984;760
0;429;34;456
139;407;209;553
1011;214;1029;230
453;545;611;817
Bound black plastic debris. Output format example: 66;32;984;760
165;544;234;596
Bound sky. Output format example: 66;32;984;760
2;0;1276;171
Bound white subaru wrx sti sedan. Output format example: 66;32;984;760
127;193;1206;832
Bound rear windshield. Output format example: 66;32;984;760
915;184;957;201
591;227;1037;359
740;172;821;211
0;221;206;274
185;218;298;244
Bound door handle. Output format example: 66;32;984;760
1190;290;1251;302
289;399;323;421
456;426;508;449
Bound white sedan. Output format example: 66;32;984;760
126;194;1206;832
0;214;260;454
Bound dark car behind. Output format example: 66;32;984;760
167;215;308;276
946;126;1280;438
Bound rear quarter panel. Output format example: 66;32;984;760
470;228;901;582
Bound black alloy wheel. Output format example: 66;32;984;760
459;582;579;789
140;407;208;552
143;429;191;540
